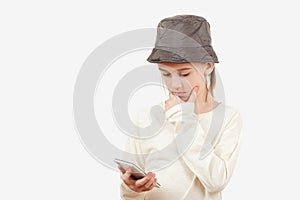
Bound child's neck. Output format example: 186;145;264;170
194;93;220;114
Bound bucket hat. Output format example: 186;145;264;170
147;15;219;63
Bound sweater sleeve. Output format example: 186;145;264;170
120;111;146;200
178;107;243;193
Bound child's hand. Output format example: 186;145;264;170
118;165;157;193
165;86;199;111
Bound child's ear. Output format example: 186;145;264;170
204;62;215;76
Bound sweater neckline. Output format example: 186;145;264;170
161;100;223;117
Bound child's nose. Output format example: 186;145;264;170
171;77;184;90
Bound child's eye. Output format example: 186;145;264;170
162;73;190;77
181;73;190;77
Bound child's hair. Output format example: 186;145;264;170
209;68;216;97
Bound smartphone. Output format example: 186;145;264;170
114;158;161;188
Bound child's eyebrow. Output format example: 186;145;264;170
159;67;192;72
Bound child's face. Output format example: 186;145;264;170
158;62;209;102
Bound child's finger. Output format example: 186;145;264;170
187;86;199;103
118;165;126;174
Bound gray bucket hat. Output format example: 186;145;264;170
147;15;219;63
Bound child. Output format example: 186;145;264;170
118;14;243;200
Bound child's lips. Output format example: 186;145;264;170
172;92;187;97
172;87;196;101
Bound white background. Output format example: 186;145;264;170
1;0;300;199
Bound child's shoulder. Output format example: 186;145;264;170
221;103;243;125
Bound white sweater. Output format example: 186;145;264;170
120;101;243;200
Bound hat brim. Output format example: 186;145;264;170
147;47;219;64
